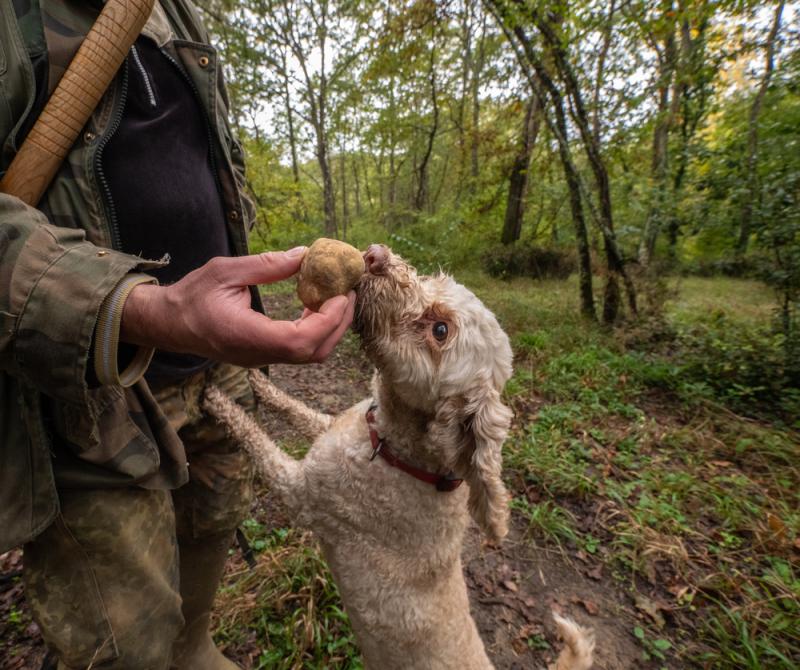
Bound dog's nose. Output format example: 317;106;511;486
364;244;387;275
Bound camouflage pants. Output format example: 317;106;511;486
23;364;255;669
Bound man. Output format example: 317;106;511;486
0;1;353;668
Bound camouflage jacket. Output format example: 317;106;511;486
0;0;258;553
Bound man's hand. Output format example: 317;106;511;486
120;247;355;366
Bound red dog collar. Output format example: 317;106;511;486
366;405;463;492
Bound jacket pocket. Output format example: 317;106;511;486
53;384;162;483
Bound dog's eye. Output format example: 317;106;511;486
432;322;448;341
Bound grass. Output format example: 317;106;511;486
216;271;798;668
494;274;800;667
215;520;362;669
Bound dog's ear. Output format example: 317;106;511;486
429;386;512;541
463;386;512;541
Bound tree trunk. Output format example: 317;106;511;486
736;0;785;258
361;152;373;210
339;145;349;240
455;0;474;203
639;20;679;268
282;53;300;185
591;0;616;144
532;8;636;322
318;135;338;237
415;44;439;212
501;95;541;244
485;0;595;320
388;75;398;211
352;154;362;217
470;15;487;183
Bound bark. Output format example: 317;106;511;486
501;95;541;245
485;0;595;320
456;0;475;202
281;51;300;185
280;50;306;222
639;12;679;268
471;15;487;182
591;0;616;144
414;43;439;212
339;146;349;240
532;7;637;321
352;154;362;217
361;153;374;210
318;134;338;237
736;0;785;257
388;75;398;210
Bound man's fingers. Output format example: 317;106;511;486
210;247;307;286
312;291;356;361
218;292;353;365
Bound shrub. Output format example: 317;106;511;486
676;314;800;425
482;243;576;280
681;257;762;278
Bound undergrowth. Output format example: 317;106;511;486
215;523;361;669
499;275;800;667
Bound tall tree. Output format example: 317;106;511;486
487;0;596;320
736;0;786;257
501;95;541;245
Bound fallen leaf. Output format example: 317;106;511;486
521;596;536;609
511;635;528;655
768;513;787;540
570;595;599;616
710;460;733;468
586;564;603;581
667;584;689;601
502;579;519;593
635;594;666;630
521;622;542;634
499;608;515;624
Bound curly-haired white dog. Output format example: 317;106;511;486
204;245;593;669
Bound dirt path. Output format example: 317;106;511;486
0;292;659;669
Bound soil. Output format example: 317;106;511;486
0;292;668;669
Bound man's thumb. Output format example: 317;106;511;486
218;247;307;286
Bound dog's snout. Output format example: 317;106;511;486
364;244;388;275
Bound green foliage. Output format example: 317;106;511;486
675;313;800;425
633;625;672;664
494;272;800;666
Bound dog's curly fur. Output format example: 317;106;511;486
204;246;593;669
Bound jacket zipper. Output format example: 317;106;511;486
94;59;129;251
130;45;157;108
159;48;224;205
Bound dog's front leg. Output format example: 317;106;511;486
203;385;308;518
248;370;333;440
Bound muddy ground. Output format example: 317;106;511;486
1;292;661;669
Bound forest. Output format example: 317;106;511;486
2;1;799;669
200;0;800;667
200;0;798;337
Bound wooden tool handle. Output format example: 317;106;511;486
0;0;155;206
